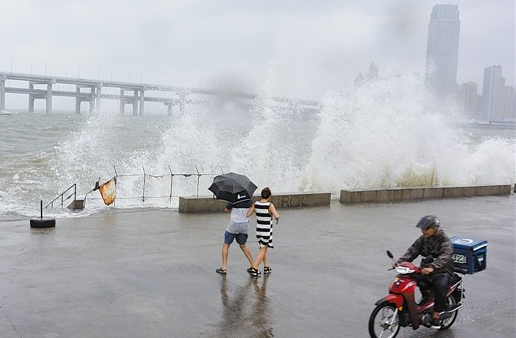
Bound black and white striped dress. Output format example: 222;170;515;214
255;201;274;248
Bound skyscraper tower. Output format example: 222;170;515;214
367;62;379;81
460;82;479;117
481;65;505;121
425;4;461;97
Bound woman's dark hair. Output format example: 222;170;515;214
261;187;271;199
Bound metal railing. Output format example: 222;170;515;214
44;183;77;209
44;166;225;209
107;165;220;203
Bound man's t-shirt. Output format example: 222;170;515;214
226;199;251;234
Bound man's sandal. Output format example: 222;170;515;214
216;268;227;274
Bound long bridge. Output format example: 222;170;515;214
0;72;320;115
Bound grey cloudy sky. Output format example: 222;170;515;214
0;0;514;100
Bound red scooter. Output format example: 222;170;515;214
368;251;464;338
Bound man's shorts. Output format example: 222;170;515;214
224;231;248;245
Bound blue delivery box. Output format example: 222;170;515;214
450;236;488;274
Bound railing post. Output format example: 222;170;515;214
168;165;174;202
195;165;200;197
142;166;146;202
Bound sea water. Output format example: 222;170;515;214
1;75;515;220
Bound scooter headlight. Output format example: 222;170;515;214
396;266;415;274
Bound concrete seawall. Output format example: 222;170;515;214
340;184;512;204
179;192;331;213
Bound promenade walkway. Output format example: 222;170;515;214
1;196;514;337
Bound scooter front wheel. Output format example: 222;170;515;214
368;303;400;338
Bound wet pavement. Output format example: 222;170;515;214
0;196;515;338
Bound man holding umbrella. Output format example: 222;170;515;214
209;172;258;275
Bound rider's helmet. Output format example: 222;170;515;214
416;215;440;230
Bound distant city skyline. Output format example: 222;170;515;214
351;3;515;122
0;0;513;105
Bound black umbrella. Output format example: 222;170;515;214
208;172;257;203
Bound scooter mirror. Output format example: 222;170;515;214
386;250;394;259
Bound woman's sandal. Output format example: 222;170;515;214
247;267;262;275
247;267;260;277
216;268;227;274
264;266;272;275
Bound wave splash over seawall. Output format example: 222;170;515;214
1;75;515;218
302;76;515;192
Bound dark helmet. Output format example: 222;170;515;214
416;215;440;230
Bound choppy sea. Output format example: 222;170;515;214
1;76;515;221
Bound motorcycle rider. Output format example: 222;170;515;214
393;215;454;329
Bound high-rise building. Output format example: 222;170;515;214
354;72;365;90
425;4;461;97
500;86;515;120
481;65;505;121
354;62;380;90
367;62;379;81
460;82;479;117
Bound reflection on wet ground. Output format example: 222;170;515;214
218;275;274;338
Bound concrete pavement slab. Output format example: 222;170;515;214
1;196;514;337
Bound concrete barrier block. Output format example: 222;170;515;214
490;185;501;195
496;185;511;195
401;189;413;200
462;186;477;197
270;192;331;209
502;185;512;195
443;187;460;198
340;190;373;203
179;192;331;213
391;189;404;202
376;190;389;203
179;196;227;213
362;190;379;203
339;190;351;203
423;188;443;199
340;185;512;204
478;185;497;196
475;186;489;196
408;188;425;201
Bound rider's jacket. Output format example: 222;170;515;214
397;228;454;275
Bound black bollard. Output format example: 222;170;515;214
30;200;56;228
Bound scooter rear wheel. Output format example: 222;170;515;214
439;294;458;330
368;303;400;338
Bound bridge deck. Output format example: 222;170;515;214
0;71;321;114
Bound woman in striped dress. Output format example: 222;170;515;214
246;187;280;277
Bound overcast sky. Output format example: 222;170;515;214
0;0;514;100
